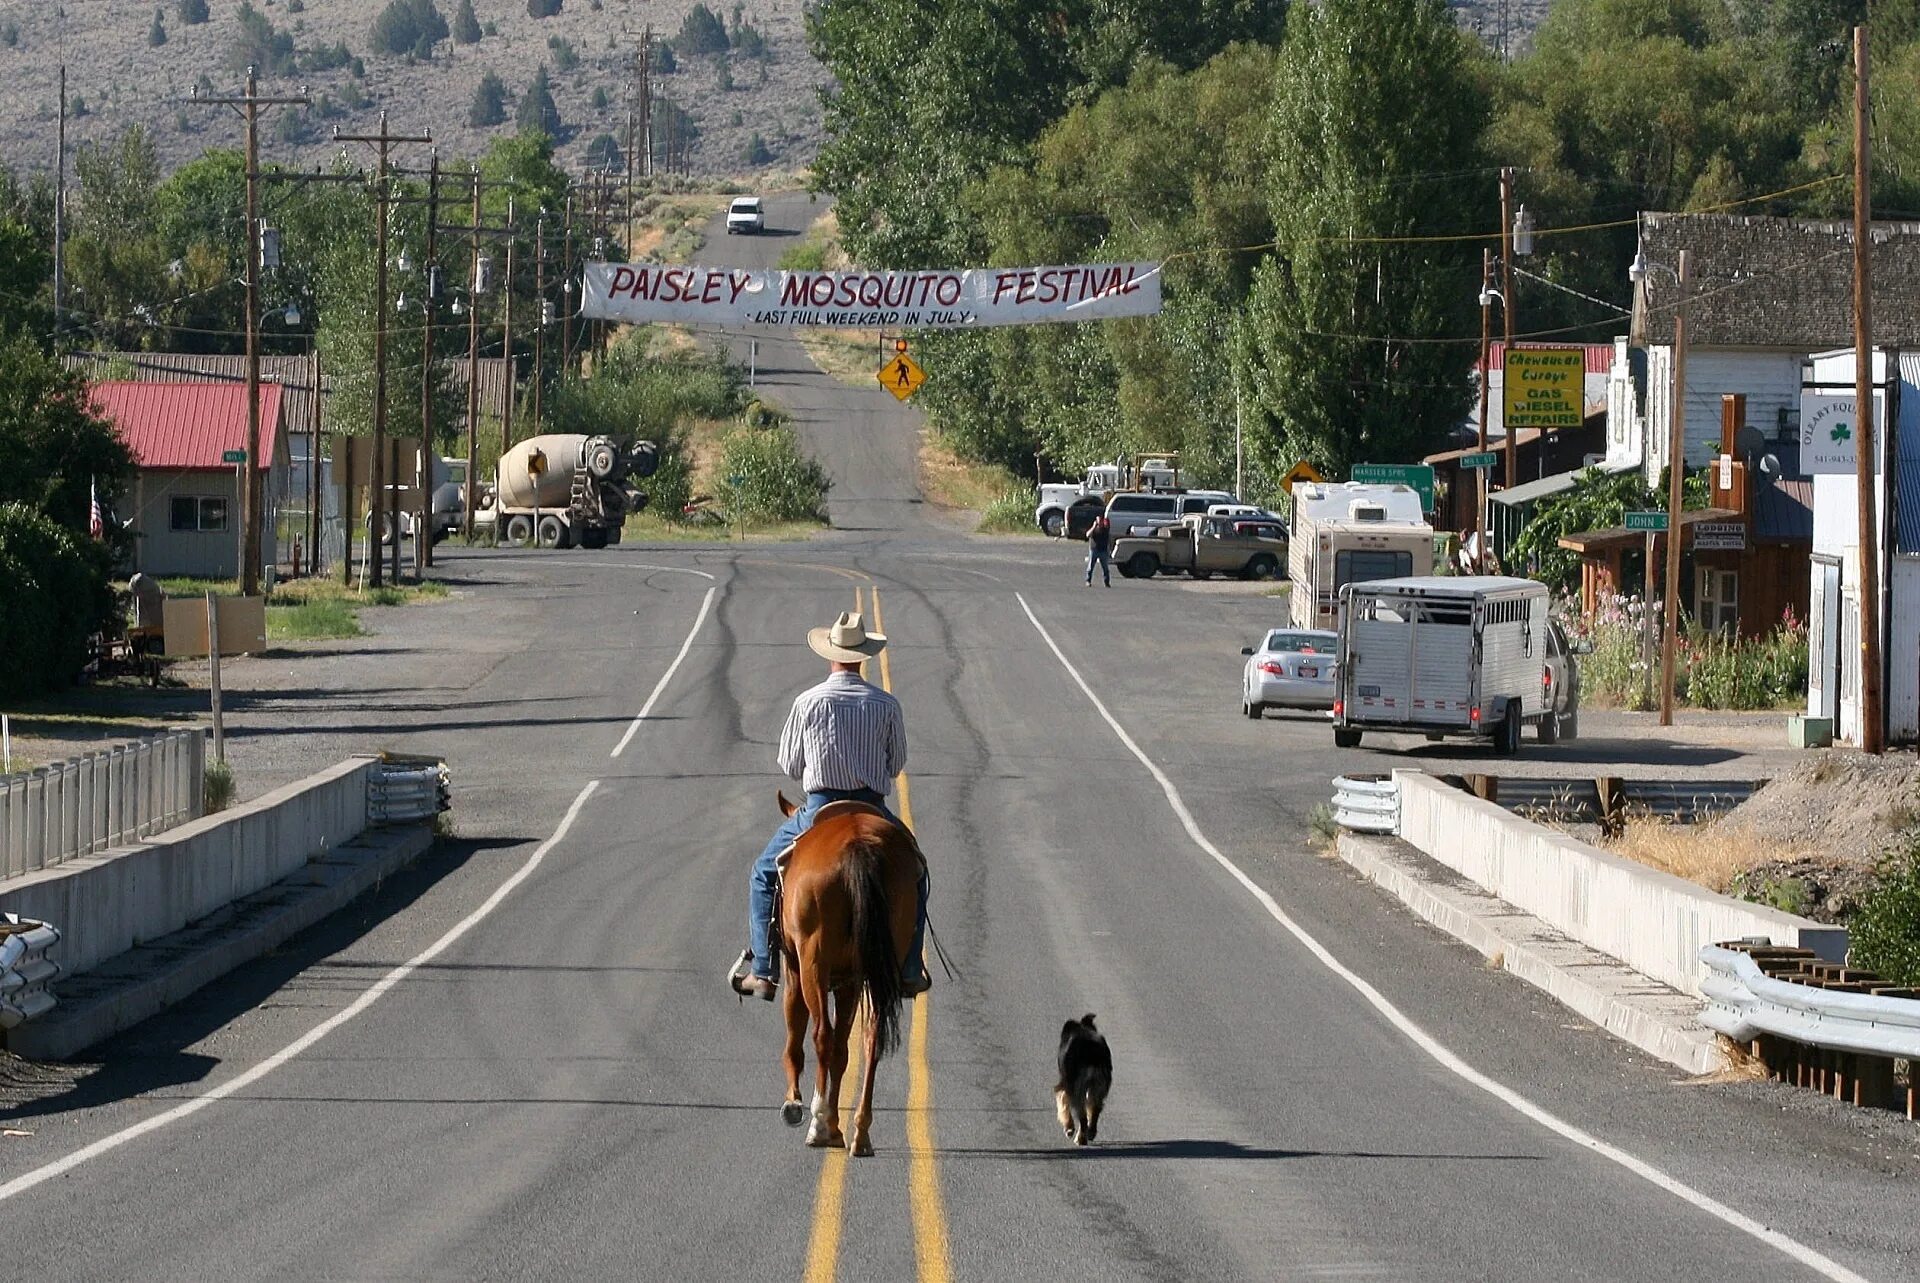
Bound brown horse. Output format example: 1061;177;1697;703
774;791;921;1157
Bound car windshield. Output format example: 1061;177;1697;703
731;199;761;213
1263;631;1330;653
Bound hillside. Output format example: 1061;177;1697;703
0;0;827;179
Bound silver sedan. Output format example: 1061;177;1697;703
1240;628;1339;717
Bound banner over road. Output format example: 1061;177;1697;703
580;261;1163;330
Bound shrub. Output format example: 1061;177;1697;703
528;0;563;16
0;503;114;701
549;36;579;72
469;72;508;127
676;3;729;55
1849;843;1920;986
178;0;209;24
1569;594;1807;711
719;426;830;524
977;487;1033;533
370;0;449;58
230;2;297;75
203;759;235;814
743;132;773;166
150;9;168;46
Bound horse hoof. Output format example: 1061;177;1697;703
806;1120;845;1148
782;1101;805;1127
852;1137;874;1158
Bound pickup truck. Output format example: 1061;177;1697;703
1112;514;1287;580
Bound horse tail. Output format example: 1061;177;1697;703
844;835;904;1060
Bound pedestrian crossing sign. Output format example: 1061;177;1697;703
878;353;926;401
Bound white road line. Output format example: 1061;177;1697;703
567;561;719;580
0;780;603;1206
1014;592;1870;1283
612;585;718;758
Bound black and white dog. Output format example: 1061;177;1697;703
1054;1013;1112;1146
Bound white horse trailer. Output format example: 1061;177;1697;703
1332;576;1554;754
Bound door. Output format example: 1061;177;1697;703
1809;559;1839;721
1695;567;1739;636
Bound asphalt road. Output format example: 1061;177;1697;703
1;199;1915;1282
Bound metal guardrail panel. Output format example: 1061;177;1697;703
0;913;61;1029
1333;774;1398;835
367;758;452;825
1699;945;1920;1059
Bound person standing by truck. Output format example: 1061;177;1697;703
1085;514;1113;587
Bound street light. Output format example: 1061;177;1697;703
1628;248;1692;727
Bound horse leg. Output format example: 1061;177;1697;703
823;984;859;1150
804;969;843;1149
850;993;881;1157
780;960;807;1127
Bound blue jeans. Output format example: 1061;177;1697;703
1086;544;1111;585
748;788;929;983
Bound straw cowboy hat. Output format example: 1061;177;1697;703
809;610;888;662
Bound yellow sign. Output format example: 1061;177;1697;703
1280;459;1324;494
878;353;926;401
1503;347;1585;430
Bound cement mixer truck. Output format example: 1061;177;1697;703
474;433;660;549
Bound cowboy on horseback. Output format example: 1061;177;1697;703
729;610;931;1001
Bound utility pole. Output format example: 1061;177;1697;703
53;66;66;330
1476;247;1493;571
1499;166;1518;497
451;170;518;539
1854;24;1885;754
1659;250;1690;728
189;68;310;597
501;196;518;466
533;211;548;431
335;114;432;590
560;193;575;374
417;150;441;573
309;342;322;577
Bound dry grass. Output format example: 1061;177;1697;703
1605;813;1806;894
917;432;1023;512
794;328;886;386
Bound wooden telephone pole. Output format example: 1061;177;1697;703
1854;24;1885;753
334;115;432;589
189;68;310;595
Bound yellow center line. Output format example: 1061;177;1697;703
872;587;953;1283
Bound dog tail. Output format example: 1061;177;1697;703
845;835;904;1060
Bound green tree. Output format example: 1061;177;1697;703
1241;0;1489;478
653;42;678;74
743;132;774;166
469;71;509;127
150;8;168;46
0;504;117;700
528;0;563;16
370;0;450;58
590;85;611;111
230;1;298;75
0;333;136;528
517;65;563;137
584;133;623;171
65;128;170;350
677;3;730;55
452;0;482;44
178;0;209;23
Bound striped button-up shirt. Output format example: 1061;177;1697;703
777;671;907;796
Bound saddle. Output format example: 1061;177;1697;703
768;802;926;975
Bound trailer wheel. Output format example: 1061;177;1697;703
1537;708;1561;744
1125;552;1158;578
1334;727;1363;749
504;514;534;547
536;514;569;549
1495;703;1522;756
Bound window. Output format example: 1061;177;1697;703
1334;549;1412;592
170;496;228;533
1696;568;1739;636
1264;631;1334;653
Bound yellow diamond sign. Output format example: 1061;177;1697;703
878;352;926;401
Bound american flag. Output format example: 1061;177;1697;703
89;477;103;539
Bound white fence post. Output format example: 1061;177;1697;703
2;731;213;878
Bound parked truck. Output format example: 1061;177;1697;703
473;433;660;549
1111;512;1288;579
1034;453;1182;536
1331;576;1576;754
1287;481;1434;631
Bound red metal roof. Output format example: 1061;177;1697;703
90;381;283;472
1481;343;1614;374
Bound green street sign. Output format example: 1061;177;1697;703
221;449;247;464
1350;462;1435;512
1625;510;1668;532
1460;451;1499;470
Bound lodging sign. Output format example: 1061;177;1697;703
1799;391;1887;475
1693;521;1746;551
1503;347;1585;431
580;261;1163;330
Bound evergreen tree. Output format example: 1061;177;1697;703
743;132;773;166
653;42;677;74
516;65;563;137
1241;0;1489;476
149;8;168;45
676;4;729;55
528;0;564;17
452;0;482;44
469;71;509;127
178;0;209;24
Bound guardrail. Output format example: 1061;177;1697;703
0;913;60;1028
1444;774;1760;825
1700;942;1919;1120
1333;774;1398;834
367;756;451;825
1;729;206;879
